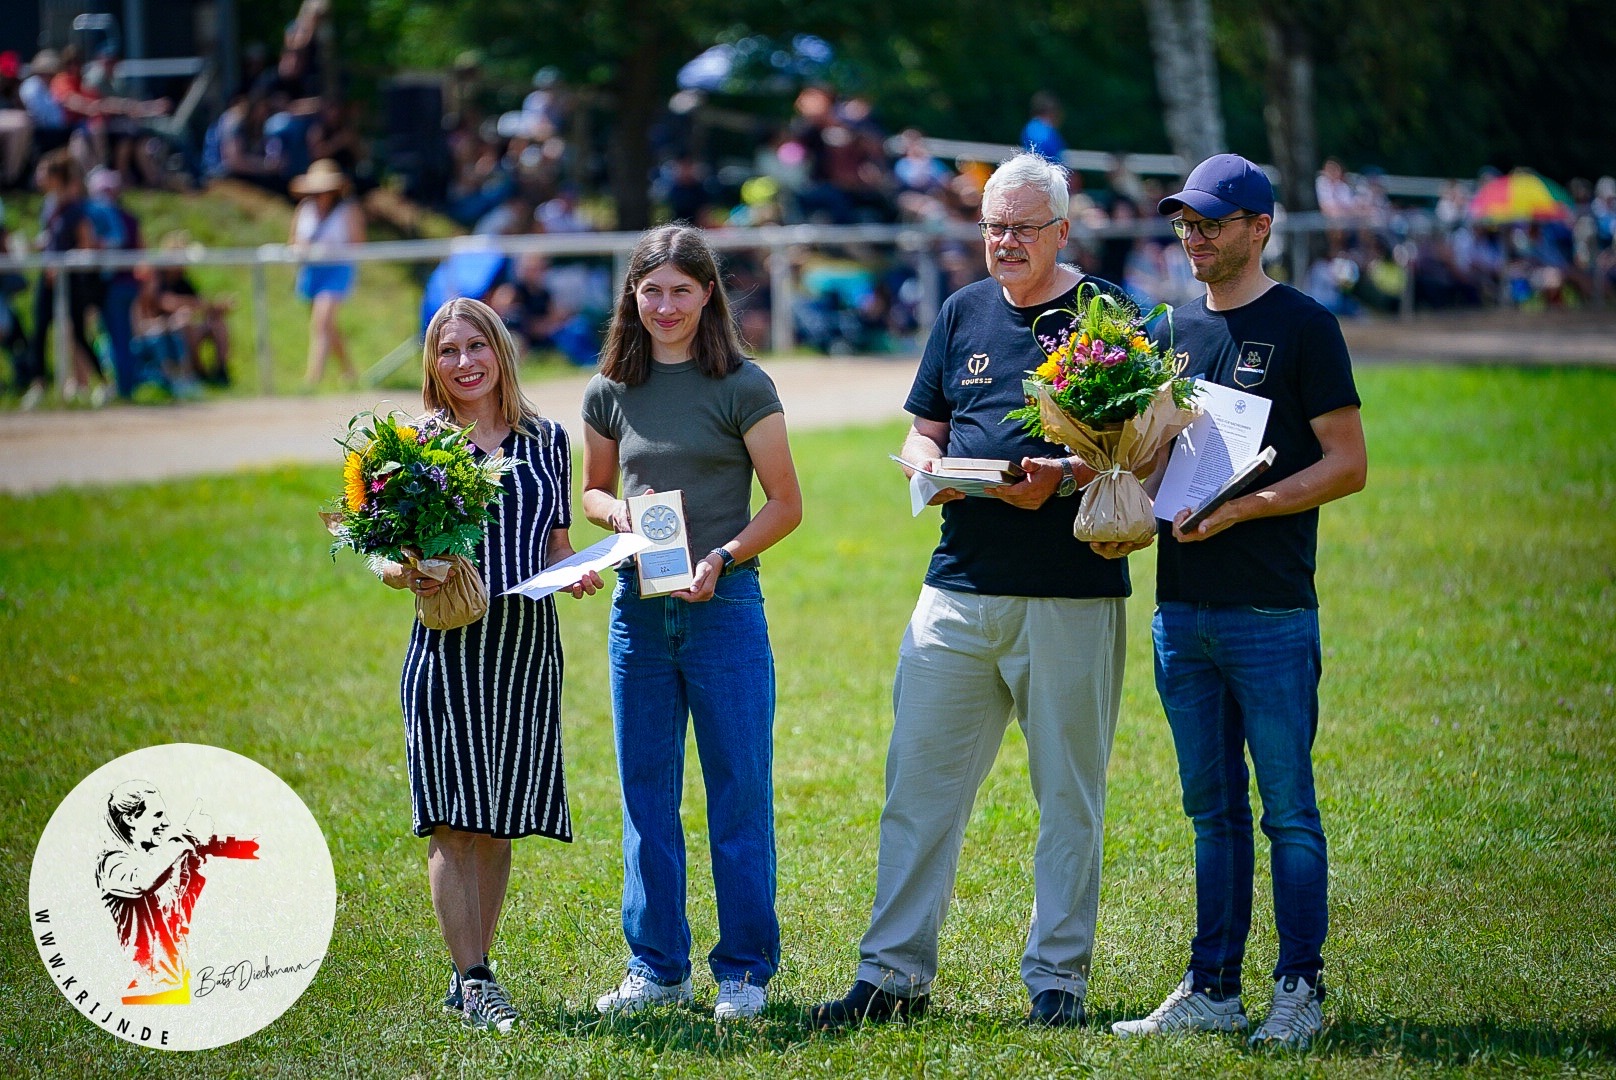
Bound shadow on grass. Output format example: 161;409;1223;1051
1091;1000;1616;1066
528;1000;820;1055
1314;1018;1616;1066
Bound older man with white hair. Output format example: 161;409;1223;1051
812;152;1137;1030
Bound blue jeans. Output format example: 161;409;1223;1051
609;566;780;986
1152;601;1328;997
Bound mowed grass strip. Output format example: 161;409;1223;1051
0;365;1612;1077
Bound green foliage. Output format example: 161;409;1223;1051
1007;285;1194;433
328;410;515;563
2;367;1615;1076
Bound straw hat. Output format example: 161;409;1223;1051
290;158;350;197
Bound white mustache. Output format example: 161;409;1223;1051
994;248;1026;260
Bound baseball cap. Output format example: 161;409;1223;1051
1158;153;1274;219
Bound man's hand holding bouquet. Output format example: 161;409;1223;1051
1006;283;1199;544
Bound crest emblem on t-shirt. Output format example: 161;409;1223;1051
962;353;992;386
1234;341;1274;388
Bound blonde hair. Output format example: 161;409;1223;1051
420;297;542;434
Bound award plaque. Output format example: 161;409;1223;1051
628;489;695;597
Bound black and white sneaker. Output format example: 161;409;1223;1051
461;965;519;1034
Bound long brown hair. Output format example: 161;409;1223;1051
421;297;542;435
598;223;747;387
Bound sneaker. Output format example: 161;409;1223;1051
443;966;462;1014
1111;975;1248;1037
809;980;929;1030
1248;975;1323;1050
443;956;492;1015
595;971;694;1015
461;974;519;1034
714;978;766;1021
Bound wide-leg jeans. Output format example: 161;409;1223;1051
608;567;780;987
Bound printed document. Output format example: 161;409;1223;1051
1154;379;1273;521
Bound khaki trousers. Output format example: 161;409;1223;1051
856;585;1125;1000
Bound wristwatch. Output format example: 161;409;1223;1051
709;547;736;572
1056;460;1079;498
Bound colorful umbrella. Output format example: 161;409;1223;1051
1467;169;1575;224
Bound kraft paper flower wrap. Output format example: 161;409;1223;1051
1006;284;1200;544
321;409;515;630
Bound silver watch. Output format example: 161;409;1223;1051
1057;460;1079;498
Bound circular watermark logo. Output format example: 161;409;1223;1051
28;743;336;1051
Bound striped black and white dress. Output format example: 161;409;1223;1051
400;418;573;842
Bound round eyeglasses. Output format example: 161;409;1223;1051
1171;214;1257;240
978;218;1062;243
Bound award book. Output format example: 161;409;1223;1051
1178;446;1276;533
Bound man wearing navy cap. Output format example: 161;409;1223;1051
1110;154;1367;1049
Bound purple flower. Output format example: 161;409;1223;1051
1102;347;1127;367
452;494;465;512
427;466;448;489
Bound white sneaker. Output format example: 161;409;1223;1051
1112;974;1248;1037
713;978;766;1020
1248;975;1323;1049
595;971;694;1015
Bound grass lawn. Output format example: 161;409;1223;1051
1;365;1613;1077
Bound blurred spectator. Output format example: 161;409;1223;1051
288;158;363;386
1434;179;1469;231
0;199;30;398
1096;196;1138;287
1315;158;1356;220
203;94;282;192
487;253;568;355
19;50;71;159
307;97;366;182
1020;91;1066;163
1302;244;1362;317
0;51;31;188
80;42;172;187
154;239;233;387
29;149;107;405
474;192;535;236
130;266;201;397
655;155;718;224
83;166;143;398
537;188;589;233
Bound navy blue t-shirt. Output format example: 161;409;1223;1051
1152;283;1360;608
905;273;1132;599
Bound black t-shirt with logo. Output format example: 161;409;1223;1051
1151;283;1360;609
905;272;1132;599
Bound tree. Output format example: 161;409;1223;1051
1142;0;1226;169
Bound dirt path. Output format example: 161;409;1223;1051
1;358;923;494
6;310;1614;495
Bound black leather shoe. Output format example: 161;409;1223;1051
1027;988;1086;1028
810;980;929;1029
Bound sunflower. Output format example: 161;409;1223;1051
396;424;418;442
343;451;367;511
1035;356;1061;382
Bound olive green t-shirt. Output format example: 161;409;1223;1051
581;359;784;561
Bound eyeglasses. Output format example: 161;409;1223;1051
978;218;1062;243
1172;214;1257;240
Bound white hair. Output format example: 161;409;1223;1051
984;152;1071;220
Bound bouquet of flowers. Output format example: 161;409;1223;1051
321;409;516;630
1005;283;1200;543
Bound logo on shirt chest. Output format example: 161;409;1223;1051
961;353;993;386
1234;341;1274;388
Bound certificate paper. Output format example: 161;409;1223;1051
1154;379;1273;521
502;532;654;600
891;455;1007;516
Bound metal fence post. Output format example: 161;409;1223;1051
769;235;794;354
252;255;273;395
52;260;72;399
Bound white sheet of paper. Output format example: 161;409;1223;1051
501;532;654;600
1154;379;1273;521
892;454;1006;516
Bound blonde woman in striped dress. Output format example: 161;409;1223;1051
375;297;602;1032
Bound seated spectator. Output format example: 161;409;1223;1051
537;188;589;232
18;50;71;158
473;191;534;236
130;265;202;398
892;128;954;224
1315;158;1357;220
204;94;283;193
487;253;567;355
155;233;232;386
79;43;172;187
655;155;718;224
306;97;366;183
0;51;31;188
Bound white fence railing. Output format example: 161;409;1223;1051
1;212;1401;398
